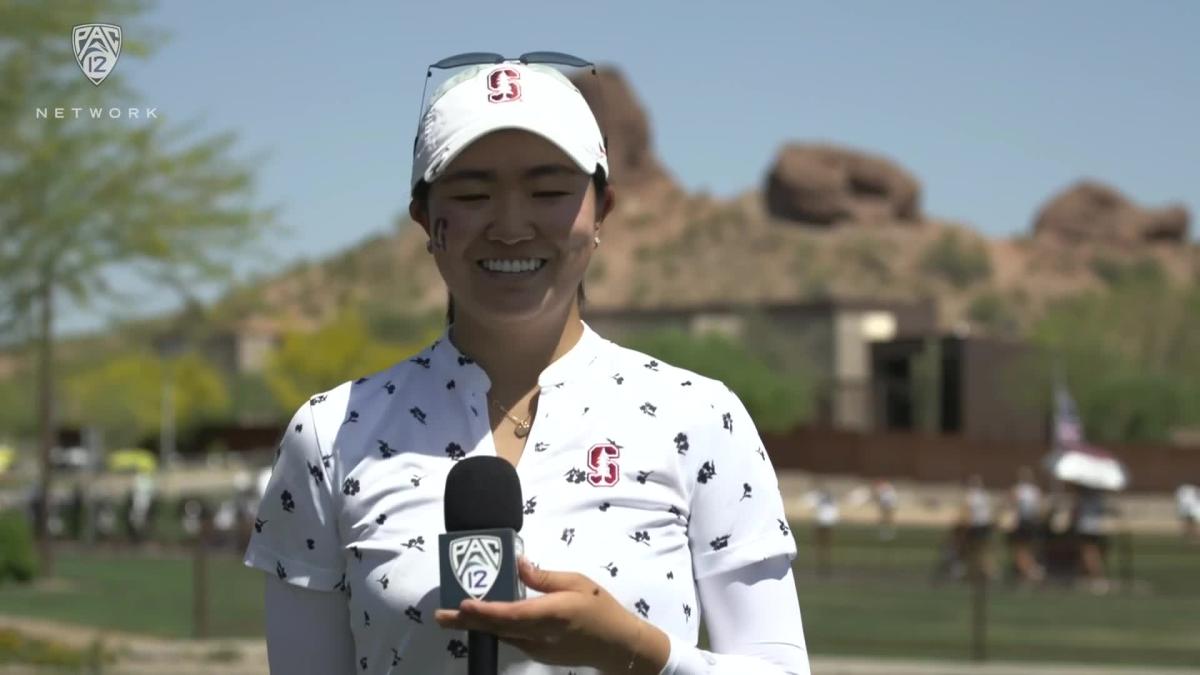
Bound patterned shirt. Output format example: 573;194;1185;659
243;321;797;674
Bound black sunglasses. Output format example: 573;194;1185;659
413;51;607;157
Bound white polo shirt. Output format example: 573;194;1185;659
243;321;797;675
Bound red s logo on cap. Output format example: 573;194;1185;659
487;67;522;103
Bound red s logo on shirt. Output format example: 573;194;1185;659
586;444;620;487
487;67;522;103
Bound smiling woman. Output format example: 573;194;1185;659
244;54;809;675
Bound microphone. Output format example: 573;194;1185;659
440;456;527;675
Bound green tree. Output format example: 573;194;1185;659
264;309;434;413
0;1;274;574
1032;277;1200;443
63;352;229;447
624;328;814;433
920;230;992;289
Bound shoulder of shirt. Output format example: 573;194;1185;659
600;337;741;409
295;352;430;431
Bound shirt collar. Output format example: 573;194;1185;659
425;320;607;392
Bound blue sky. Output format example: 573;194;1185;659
56;0;1199;334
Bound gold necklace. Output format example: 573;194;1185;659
492;399;532;438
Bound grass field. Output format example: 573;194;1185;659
0;524;1197;668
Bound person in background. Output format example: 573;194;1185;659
960;474;994;581
1176;484;1199;542
873;479;898;542
808;483;839;577
1070;483;1111;593
1004;466;1045;583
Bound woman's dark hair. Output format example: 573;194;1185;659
411;169;609;326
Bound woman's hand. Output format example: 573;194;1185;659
435;557;670;674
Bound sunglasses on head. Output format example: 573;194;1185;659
413;51;607;156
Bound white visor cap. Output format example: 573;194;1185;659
411;63;609;190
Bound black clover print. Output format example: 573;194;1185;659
534;441;549;453
351;546;362;560
674;432;689;454
383;380;396;394
354;377;368;385
644;360;660;371
294;423;303;434
377;574;389;590
740;483;753;500
681;380;692;387
410;356;430;369
410;474;424;487
524;497;537;515
405;605;422;623
640;402;657;417
377;440;395;458
360;656;367;670
280;490;295;513
342;478;360;496
710;534;731;551
698;461;717;484
307;461;324;484
306;538;314;550
448;639;468;658
778;519;791;536
391;649;402;666
275;561;287;579
611;373;624;385
446;379;456;390
630;530;650;546
309;394;327;406
634;598;650;618
403;536;426;552
364;610;371;627
254;518;266;533
603;562;618;577
636;470;654;484
321;453;333;469
599;501;611;512
342;410;359;425
409;407;427;425
722;412;733;433
457;355;474;366
564;468;587;484
561;527;575;545
375;513;388;525
445;442;465;461
334;574;347;592
683;604;692;621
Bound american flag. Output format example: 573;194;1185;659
1053;383;1085;449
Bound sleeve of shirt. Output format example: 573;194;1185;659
686;385;797;580
660;556;810;675
243;401;346;591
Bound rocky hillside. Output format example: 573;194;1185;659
215;67;1198;340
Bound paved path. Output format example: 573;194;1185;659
3;615;1197;675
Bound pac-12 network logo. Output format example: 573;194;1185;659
450;535;502;600
73;24;122;86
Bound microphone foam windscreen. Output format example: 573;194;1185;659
443;455;524;533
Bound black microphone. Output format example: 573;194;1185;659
440;456;527;675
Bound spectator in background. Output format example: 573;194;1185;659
1005;466;1045;583
960;474;994;581
808;483;839;577
1070;484;1111;594
873;479;898;541
1177;484;1199;542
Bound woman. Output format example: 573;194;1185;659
243;55;809;674
1004;466;1045;583
959;474;993;581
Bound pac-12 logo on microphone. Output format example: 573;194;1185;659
72;24;122;86
450;535;503;600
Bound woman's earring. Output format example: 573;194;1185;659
593;235;601;248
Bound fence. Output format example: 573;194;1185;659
762;426;1200;492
